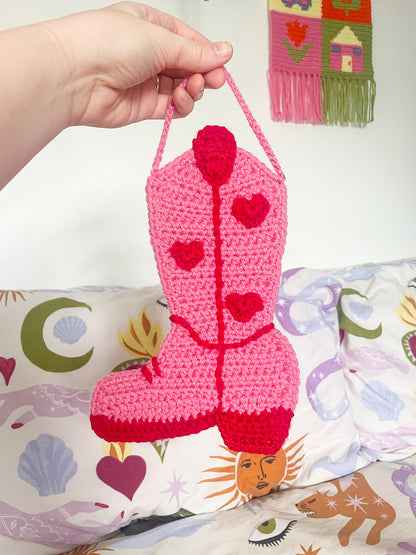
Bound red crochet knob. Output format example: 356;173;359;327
192;125;237;186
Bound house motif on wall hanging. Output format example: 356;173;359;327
330;26;364;73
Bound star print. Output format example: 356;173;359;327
308;392;318;402
373;496;384;506
345;494;368;513
160;471;188;508
400;464;412;471
276;298;287;307
326;498;337;510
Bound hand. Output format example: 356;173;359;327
0;2;233;186
45;1;233;127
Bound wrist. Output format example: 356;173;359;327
0;22;76;186
37;17;86;129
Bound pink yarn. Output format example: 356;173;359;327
90;70;299;455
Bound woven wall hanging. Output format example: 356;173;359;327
268;0;376;125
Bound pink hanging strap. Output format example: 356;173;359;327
151;68;284;181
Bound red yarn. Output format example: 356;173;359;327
90;411;217;444
218;407;294;455
225;292;264;323
152;356;161;376
170;240;204;271
211;179;227;406
192;126;237;186
232;193;270;229
169;314;274;350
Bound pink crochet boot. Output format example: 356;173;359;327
90;70;299;454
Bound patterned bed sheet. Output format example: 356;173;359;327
1;258;415;554
67;453;416;555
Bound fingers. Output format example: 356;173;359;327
102;2;233;122
185;73;205;101
111;2;212;45
172;86;194;118
151;74;203;119
172;73;204;117
203;67;227;90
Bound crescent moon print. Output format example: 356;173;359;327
21;298;93;372
337;288;382;339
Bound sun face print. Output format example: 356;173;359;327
200;435;306;510
237;451;288;497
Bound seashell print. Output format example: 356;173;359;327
361;380;405;421
53;316;87;345
17;434;77;496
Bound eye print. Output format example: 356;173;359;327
248;517;296;547
156;296;169;309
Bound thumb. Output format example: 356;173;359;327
163;34;233;74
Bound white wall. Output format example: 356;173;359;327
0;0;415;290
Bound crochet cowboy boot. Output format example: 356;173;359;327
90;71;299;454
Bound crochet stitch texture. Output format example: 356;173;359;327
90;72;299;455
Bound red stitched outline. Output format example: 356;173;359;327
152;356;161;376
212;181;226;404
170;315;273;350
141;365;153;384
124;358;161;383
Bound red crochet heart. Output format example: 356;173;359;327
96;455;146;501
225;292;264;323
232;193;270;229
170;240;204;271
0;357;16;386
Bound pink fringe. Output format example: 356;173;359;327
268;68;322;123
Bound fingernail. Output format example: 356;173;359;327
213;41;232;58
195;89;204;102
